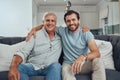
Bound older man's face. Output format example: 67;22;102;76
44;15;56;33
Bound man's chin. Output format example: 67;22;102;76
69;28;76;32
47;29;55;32
69;27;79;32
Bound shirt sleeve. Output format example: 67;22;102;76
15;36;35;61
56;26;65;36
84;31;94;43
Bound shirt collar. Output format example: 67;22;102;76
42;27;57;41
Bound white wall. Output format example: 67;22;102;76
119;0;120;26
109;2;119;25
97;0;108;28
32;0;38;27
80;12;99;29
97;0;119;27
0;0;32;37
37;5;99;29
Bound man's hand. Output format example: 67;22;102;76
26;23;44;41
8;67;20;80
71;55;86;74
82;26;90;32
26;28;36;41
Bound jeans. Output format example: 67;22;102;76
18;62;61;80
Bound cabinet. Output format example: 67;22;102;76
108;2;119;26
99;1;120;34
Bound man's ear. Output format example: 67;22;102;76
42;20;44;23
79;19;80;23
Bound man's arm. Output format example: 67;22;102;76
82;26;90;32
71;39;100;74
26;24;44;41
8;55;23;80
10;55;23;69
86;39;100;60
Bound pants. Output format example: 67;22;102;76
18;62;61;80
62;58;106;80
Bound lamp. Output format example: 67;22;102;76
65;1;72;12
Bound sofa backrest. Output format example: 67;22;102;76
95;35;120;71
0;37;25;45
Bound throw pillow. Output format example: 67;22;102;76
0;41;25;71
95;40;115;70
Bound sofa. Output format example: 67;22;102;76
0;35;120;80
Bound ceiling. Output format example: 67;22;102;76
34;0;101;6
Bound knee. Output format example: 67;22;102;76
50;62;62;71
62;63;70;73
62;65;68;72
18;64;29;73
93;58;103;64
18;64;24;72
92;58;104;69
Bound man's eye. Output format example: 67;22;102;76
72;19;75;21
66;20;70;22
46;20;49;22
52;20;55;22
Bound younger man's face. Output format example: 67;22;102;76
65;13;80;32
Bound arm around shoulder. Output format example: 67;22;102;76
34;23;44;31
26;23;44;41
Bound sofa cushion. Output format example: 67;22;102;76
109;36;120;71
95;35;120;71
75;73;91;80
0;71;44;80
95;40;115;70
0;71;8;80
0;41;25;71
87;40;115;70
106;69;120;80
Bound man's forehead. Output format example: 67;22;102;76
45;15;56;20
45;14;56;18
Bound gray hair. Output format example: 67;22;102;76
42;12;57;22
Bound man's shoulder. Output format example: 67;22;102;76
57;26;67;32
36;30;41;37
36;28;44;34
82;31;93;35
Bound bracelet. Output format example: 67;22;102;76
84;54;88;61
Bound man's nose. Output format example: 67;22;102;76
49;21;53;24
70;20;74;24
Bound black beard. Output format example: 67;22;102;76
68;25;79;32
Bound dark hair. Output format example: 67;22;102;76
64;10;80;22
